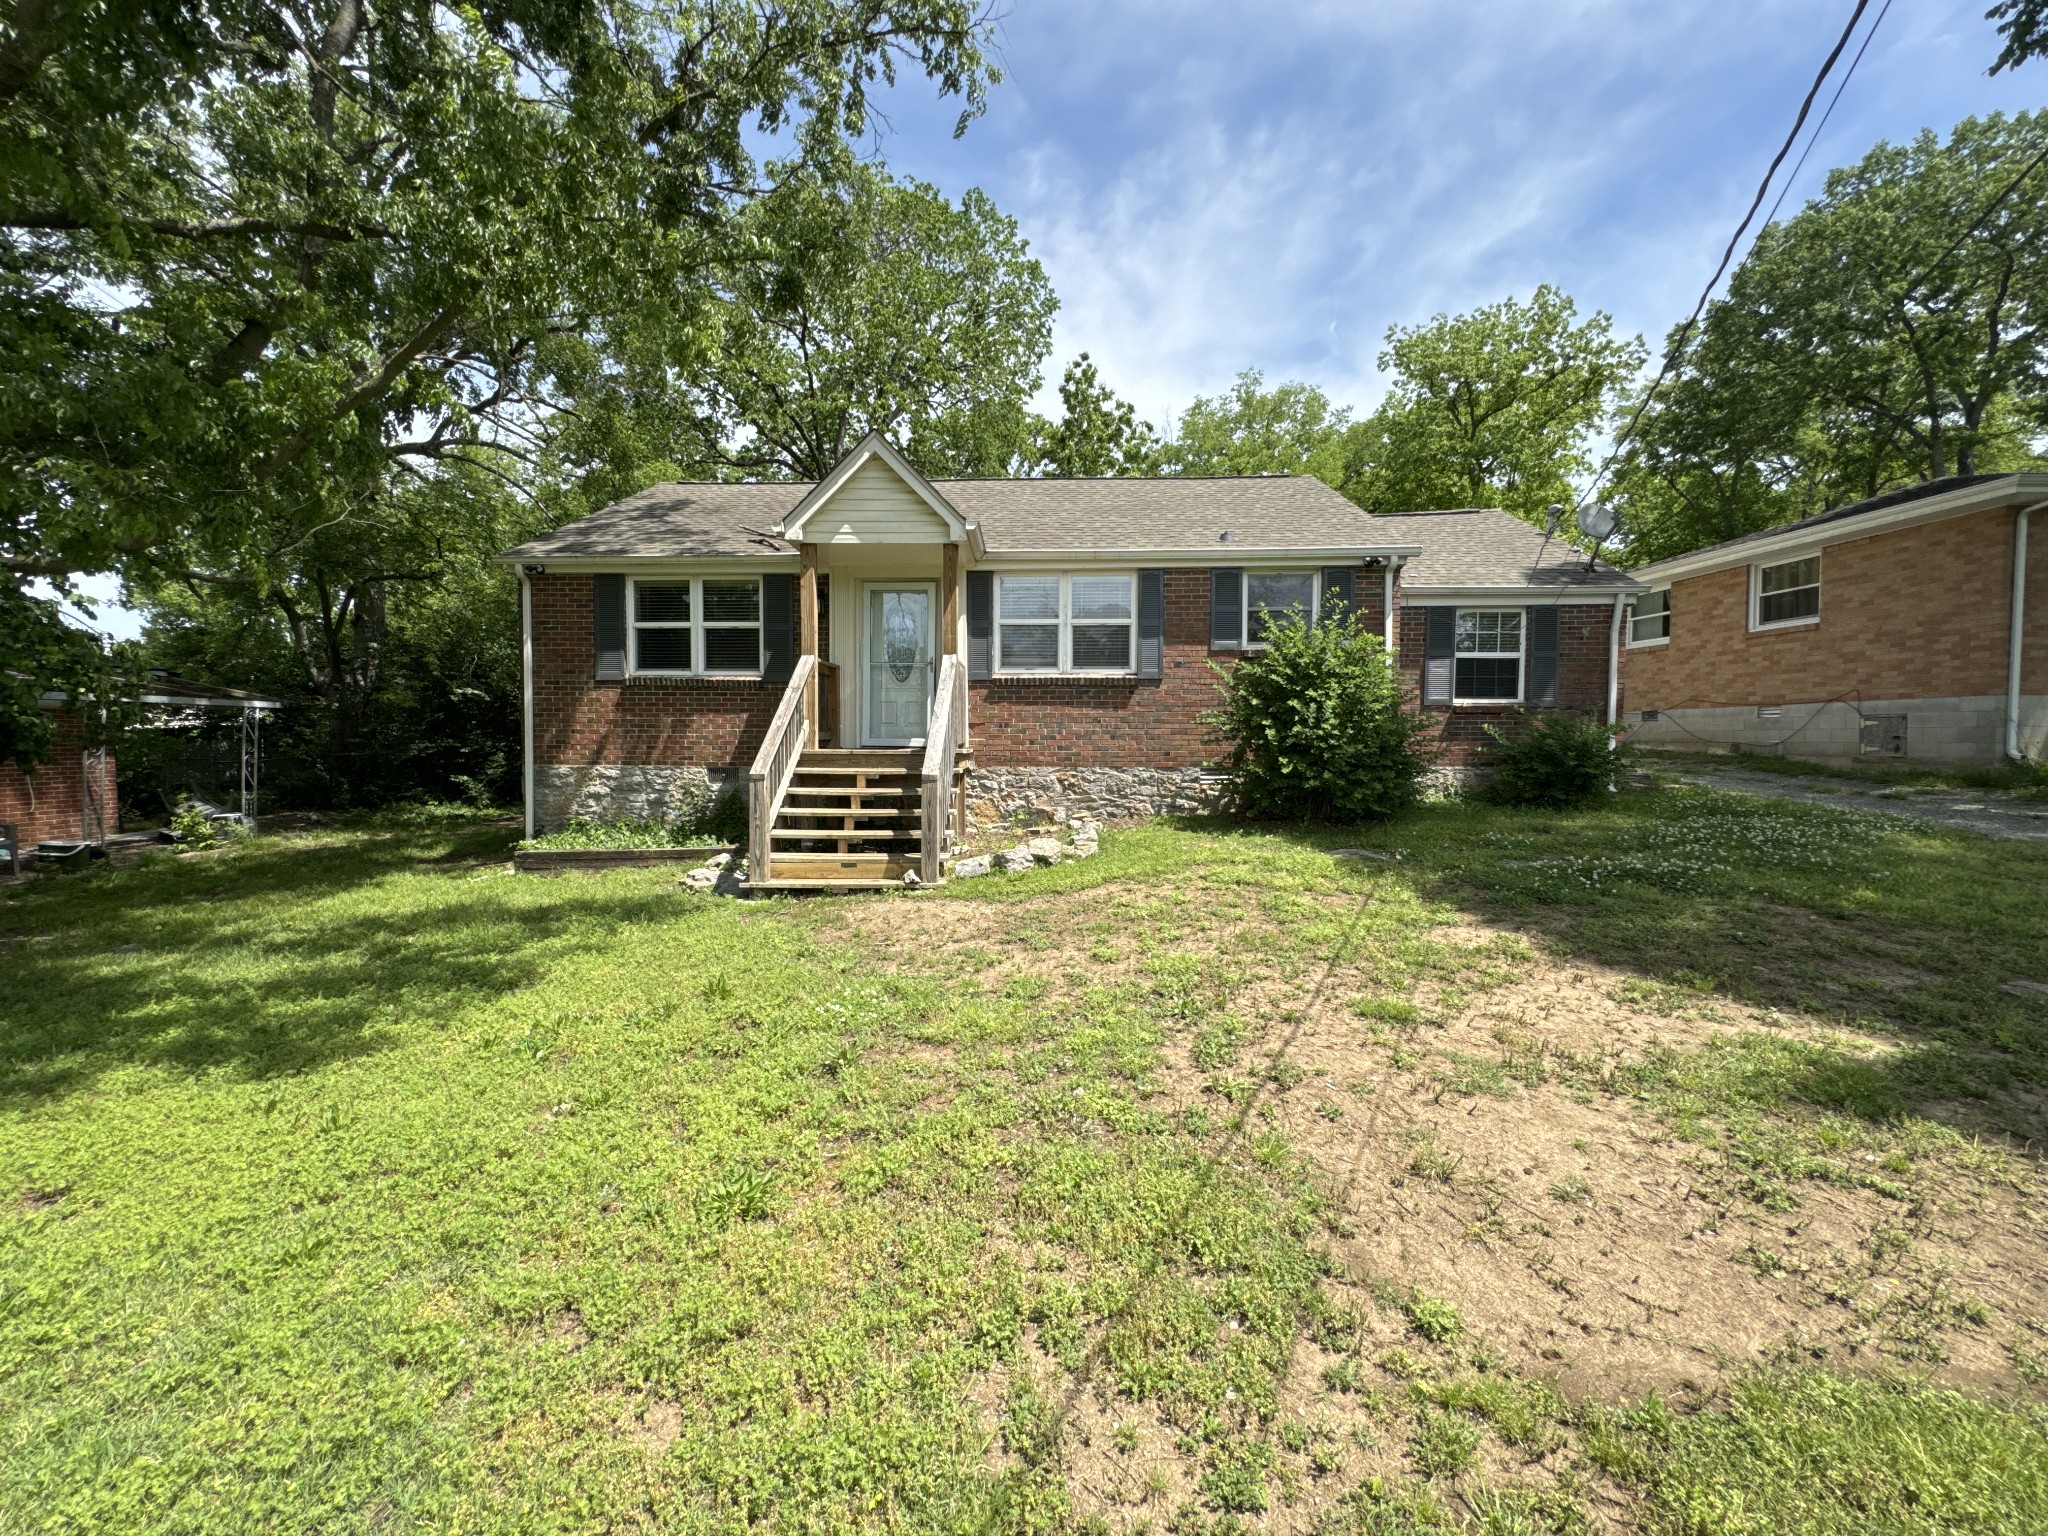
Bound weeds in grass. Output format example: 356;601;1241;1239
1409;1408;1481;1477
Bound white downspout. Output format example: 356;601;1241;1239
2007;501;2048;760
1383;560;1398;654
1607;594;1626;729
520;571;536;839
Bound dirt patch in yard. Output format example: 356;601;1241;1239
841;884;2048;1412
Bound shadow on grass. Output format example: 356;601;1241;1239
1174;795;2048;1145
0;823;692;1104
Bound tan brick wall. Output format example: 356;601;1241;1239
1623;506;2041;712
1;712;116;847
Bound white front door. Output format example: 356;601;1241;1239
864;583;936;746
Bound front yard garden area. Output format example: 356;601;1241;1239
2;788;2045;1533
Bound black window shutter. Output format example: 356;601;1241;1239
1210;568;1244;649
1137;569;1165;678
1423;606;1456;705
966;569;994;681
761;573;796;682
1320;566;1354;624
1527;605;1559;707
593;574;626;680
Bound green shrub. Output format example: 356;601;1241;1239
1482;710;1625;808
170;801;222;848
1202;606;1430;823
703;787;749;845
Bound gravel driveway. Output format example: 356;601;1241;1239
1656;759;2048;842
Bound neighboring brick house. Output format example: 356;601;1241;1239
502;433;1636;860
1;701;116;855
1622;473;2048;765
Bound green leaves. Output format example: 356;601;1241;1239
1202;608;1429;825
1353;285;1646;525
1614;111;2048;563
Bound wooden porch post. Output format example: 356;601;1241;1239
941;541;961;656
800;542;820;747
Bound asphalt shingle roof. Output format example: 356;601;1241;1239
939;475;1403;552
1364;508;1636;591
504;482;802;561
502;476;1637;590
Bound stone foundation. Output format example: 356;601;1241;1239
534;764;738;832
962;765;1228;830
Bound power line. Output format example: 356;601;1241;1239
1758;0;1893;233
1578;0;1873;514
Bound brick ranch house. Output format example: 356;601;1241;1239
1622;472;2048;765
501;433;1638;888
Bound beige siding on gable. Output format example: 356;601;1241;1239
812;456;951;544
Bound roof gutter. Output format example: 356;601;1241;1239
2007;499;2048;761
1631;473;2048;586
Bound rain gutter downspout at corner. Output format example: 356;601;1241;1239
1383;559;1399;654
2008;500;2048;761
521;570;536;839
1607;594;1626;731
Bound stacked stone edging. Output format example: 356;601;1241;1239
963;766;1226;830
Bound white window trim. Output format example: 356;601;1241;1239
994;573;1137;675
1451;607;1524;705
1626;589;1671;649
1240;570;1322;650
627;576;764;677
1750;554;1821;632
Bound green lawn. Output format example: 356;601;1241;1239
2;791;2044;1534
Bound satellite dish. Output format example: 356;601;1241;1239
1576;502;1619;543
1544;503;1564;536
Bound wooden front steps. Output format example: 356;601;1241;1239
762;748;927;885
746;655;971;892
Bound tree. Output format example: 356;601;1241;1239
1988;0;2047;72
1613;113;2048;561
0;587;115;767
0;0;999;762
1030;353;1161;477
689;163;1055;479
1161;371;1351;480
1350;287;1645;523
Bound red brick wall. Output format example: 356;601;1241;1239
1623;507;2037;711
1;712;116;848
966;566;1393;768
530;568;1613;773
1397;598;1616;760
969;571;1220;767
530;573;783;771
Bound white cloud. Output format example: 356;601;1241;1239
875;0;2038;426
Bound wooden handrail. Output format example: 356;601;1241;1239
747;654;818;882
919;655;968;885
816;660;841;748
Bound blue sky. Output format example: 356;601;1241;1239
868;0;2042;429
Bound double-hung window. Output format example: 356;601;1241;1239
1219;570;1319;648
1753;555;1819;629
629;577;762;675
995;574;1135;673
1454;609;1522;702
1628;589;1670;646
